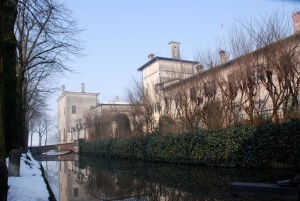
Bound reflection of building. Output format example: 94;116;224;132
59;158;234;201
59;161;146;201
57;83;99;144
58;161;188;201
59;161;90;201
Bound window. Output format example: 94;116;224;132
204;80;216;97
73;188;78;197
157;102;161;112
155;84;162;93
228;73;238;98
164;97;170;110
255;99;268;118
144;88;149;98
175;93;182;107
72;105;76;113
279;54;293;76
64;161;66;173
153;102;161;113
254;64;265;82
190;87;196;102
228;73;236;87
59;130;61;142
231;101;242;122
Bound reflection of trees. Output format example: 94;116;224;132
42;161;59;187
80;156;293;201
84;168;147;200
41;161;59;199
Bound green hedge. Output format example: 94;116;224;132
79;121;300;169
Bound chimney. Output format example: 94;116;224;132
81;83;85;93
168;41;181;59
293;12;300;33
148;53;155;60
219;50;226;64
195;64;203;74
61;84;65;94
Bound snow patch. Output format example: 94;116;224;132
6;152;50;201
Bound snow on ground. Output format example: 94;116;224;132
6;152;50;201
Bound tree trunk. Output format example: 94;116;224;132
39;132;42;147
4;28;18;154
44;121;48;146
16;74;25;150
0;160;8;201
30;134;33;148
1;0;18;158
0;1;17;200
0;0;5;161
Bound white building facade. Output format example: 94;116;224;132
137;42;198;122
57;83;99;144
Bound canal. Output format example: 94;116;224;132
40;154;297;201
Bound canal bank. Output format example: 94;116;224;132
6;152;54;201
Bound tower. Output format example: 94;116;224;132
293;12;300;33
168;41;181;59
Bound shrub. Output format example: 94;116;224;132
79;121;300;169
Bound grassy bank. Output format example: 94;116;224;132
79;121;300;169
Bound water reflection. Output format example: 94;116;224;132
59;160;88;200
54;156;295;201
41;161;60;199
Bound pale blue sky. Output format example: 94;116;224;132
51;0;299;111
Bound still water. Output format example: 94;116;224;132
41;155;296;201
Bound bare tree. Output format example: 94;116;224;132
84;112;113;140
156;11;300;131
230;11;298;123
125;77;157;135
15;0;82;149
83;111;95;139
32;114;51;146
84;105;132;140
193;50;235;129
160;80;201;132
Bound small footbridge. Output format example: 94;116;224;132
29;141;79;161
